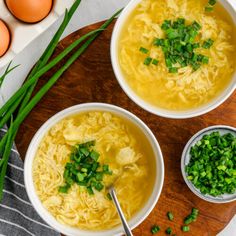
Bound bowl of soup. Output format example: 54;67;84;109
24;103;164;236
111;0;236;118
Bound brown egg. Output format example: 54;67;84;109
0;20;11;57
5;0;53;23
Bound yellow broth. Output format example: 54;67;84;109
118;0;236;111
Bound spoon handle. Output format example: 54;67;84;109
110;187;133;236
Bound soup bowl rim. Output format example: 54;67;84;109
24;102;164;236
110;0;236;119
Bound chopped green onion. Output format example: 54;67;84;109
94;182;104;191
107;193;112;200
152;59;159;65
193;43;200;49
192;21;201;31
202;56;209;64
144;57;153;65
87;186;94;195
205;6;214;12
166;28;179;39
58;184;70;193
202;39;214;49
192;208;199;217
167;212;174;221
77;173;85;182
192;63;201;71
95;172;103;181
59;141;112;194
165;58;172;68
151;225;160;234
184;216;193;225
90;150;100;161
139;47;149;54
169;67;178;73
153;38;164;46
184;208;199;225
81;168;88;173
186;132;236;196
165;227;172;235
161;20;172;30
151;18;212;72
182;226;190;232
209;0;217;6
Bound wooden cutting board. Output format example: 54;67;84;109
16;21;236;236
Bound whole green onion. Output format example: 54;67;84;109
18;0;82;113
151;225;160;234
0;0;82;125
0;28;102;129
0;118;14;200
0;9;122;197
0;62;19;87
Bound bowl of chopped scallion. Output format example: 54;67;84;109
181;125;236;203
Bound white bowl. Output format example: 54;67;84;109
110;0;236;119
24;103;164;236
181;125;236;203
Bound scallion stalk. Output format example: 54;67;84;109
0;9;122;197
0;62;20;87
0;118;14;200
0;28;103;128
18;0;82;113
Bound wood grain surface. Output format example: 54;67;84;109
15;21;236;236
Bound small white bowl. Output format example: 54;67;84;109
110;0;236;119
24;103;164;236
181;125;236;203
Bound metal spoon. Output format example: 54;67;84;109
109;186;133;236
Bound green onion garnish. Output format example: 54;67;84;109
167;212;174;221
165;227;172;235
151;225;160;234
205;6;214;12
169;67;178;73
144;57;152;65
139;47;149;54
202;56;209;64
182;226;190;232
152;59;159;65
192;21;202;31
107;193;112;200
153;38;164;46
202;39;214;49
152;18;211;72
209;0;217;6
59;141;112;194
205;0;217;12
184;208;199;225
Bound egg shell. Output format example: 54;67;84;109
0;20;11;57
5;0;53;23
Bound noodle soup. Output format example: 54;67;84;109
32;111;156;230
117;0;236;111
